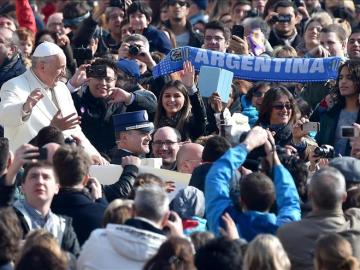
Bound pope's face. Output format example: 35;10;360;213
43;54;66;87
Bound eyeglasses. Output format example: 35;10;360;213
272;103;292;110
204;36;225;42
153;140;178;147
168;0;188;7
91;77;116;84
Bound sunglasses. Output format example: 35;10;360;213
272;103;292;110
168;0;188;7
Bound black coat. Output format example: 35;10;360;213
51;188;108;246
102;164;139;202
0;54;26;89
72;87;157;156
268;30;302;50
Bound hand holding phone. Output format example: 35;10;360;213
231;25;244;39
301;122;320;133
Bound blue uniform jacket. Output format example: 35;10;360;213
205;144;301;241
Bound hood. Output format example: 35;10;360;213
105;224;167;262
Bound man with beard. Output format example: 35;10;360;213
268;0;302;49
164;0;202;47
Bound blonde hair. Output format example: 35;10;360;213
315;233;359;270
273;45;298;58
103;199;134;226
244;234;291;270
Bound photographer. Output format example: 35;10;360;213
205;126;301;241
71;58;157;157
267;1;302;49
118;34;171;97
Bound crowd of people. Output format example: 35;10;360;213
1;0;360;269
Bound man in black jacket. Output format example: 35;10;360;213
51;145;108;246
72;58;157;157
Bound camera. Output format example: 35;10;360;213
73;48;93;60
314;145;335;159
271;14;291;23
128;44;145;57
341;126;359;138
109;0;124;8
86;65;108;78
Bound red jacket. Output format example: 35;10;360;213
16;0;37;33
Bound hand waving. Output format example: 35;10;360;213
23;89;44;113
180;60;195;88
69;64;90;88
51;111;81;131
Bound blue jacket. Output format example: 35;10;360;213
205;144;301;241
240;95;258;127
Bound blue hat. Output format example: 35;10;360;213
116;59;141;79
113;110;154;133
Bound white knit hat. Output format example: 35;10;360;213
32;41;64;57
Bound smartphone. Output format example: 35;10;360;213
38;147;48;160
301;122;320;133
231;25;244;39
86;65;107;78
341;126;359;138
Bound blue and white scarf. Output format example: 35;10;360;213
153;46;342;83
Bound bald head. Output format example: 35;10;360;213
152;127;181;169
309;167;347;211
176;143;204;174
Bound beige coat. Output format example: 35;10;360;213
277;209;360;270
0;69;99;156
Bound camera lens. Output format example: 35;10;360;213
129;45;140;56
